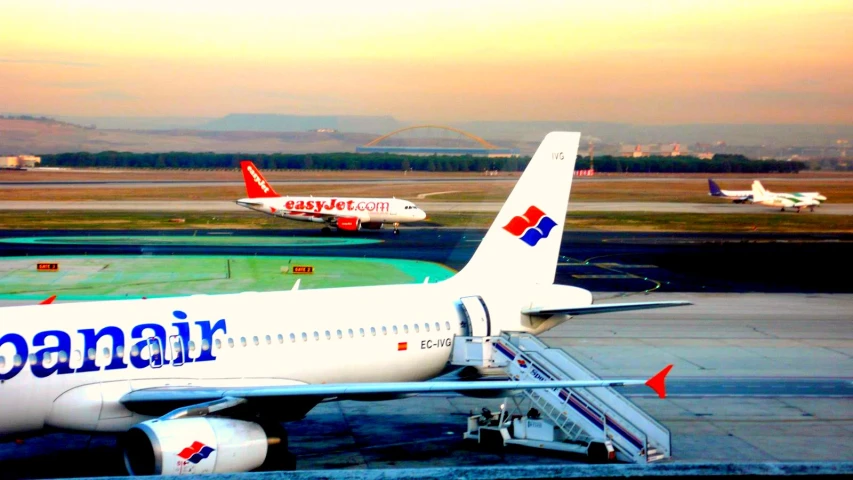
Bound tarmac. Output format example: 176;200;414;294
2;200;853;214
0;231;851;478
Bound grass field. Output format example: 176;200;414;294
2;210;852;232
0;255;455;301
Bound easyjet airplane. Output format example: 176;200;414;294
236;161;426;234
0;132;689;475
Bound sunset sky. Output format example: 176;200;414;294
1;0;851;124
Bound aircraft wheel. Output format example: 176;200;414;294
321;226;332;234
393;229;400;235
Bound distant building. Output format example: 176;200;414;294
620;143;689;158
0;155;41;169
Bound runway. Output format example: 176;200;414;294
2;200;852;214
0;230;851;478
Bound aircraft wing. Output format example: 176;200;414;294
121;364;673;415
521;300;691;317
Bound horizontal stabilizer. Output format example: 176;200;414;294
522;300;691;317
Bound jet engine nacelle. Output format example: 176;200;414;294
336;217;360;231
122;417;272;475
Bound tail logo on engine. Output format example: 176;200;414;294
177;441;215;464
502;205;558;247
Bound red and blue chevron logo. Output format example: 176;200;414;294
177;441;215;464
502;205;558;247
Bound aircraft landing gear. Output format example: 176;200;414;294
810;206;815;212
780;207;785;212
321;226;332;235
393;222;400;235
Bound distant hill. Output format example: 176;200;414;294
198;114;403;134
0;118;377;155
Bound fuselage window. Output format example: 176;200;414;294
277;334;284;344
201;339;210;352
301;332;308;342
381;326;387;335
290;333;296;343
188;341;196;353
116;345;124;358
253;336;260;346
265;335;272;345
392;325;398;334
59;350;69;363
130;346;139;357
325;330;331;340
313;331;320;341
28;353;37;366
73;350;82;364
102;347;111;360
228;338;235;348
0;356;5;369
435;322;441;331
336;329;343;339
348;328;354;338
240;337;247;347
424;323;430;332
87;348;96;361
403;325;409;334
13;354;22;367
414;324;420;333
215;339;222;350
359;328;365;337
370;327;376;336
445;321;451;330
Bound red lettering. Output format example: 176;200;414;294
336;201;345;210
285;200;295;210
347;200;355;210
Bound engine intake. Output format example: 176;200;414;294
122;417;277;475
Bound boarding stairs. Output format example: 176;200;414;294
450;333;671;463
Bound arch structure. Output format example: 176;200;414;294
358;125;519;157
364;125;499;149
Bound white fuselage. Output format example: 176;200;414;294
236;196;426;225
0;281;591;436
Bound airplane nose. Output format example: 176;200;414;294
416;210;427;221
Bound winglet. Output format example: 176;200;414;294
39;295;57;305
644;364;673;398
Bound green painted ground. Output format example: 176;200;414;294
0;235;380;247
0;255;456;301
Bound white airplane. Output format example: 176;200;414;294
0;132;689;476
707;179;753;204
751;180;826;212
236;161;426;234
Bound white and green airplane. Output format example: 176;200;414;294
751;180;827;212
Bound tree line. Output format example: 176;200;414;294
39;151;806;173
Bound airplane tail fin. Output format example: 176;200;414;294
751;180;767;201
450;132;580;286
708;179;724;197
240;161;280;198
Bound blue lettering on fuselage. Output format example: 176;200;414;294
0;310;227;382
